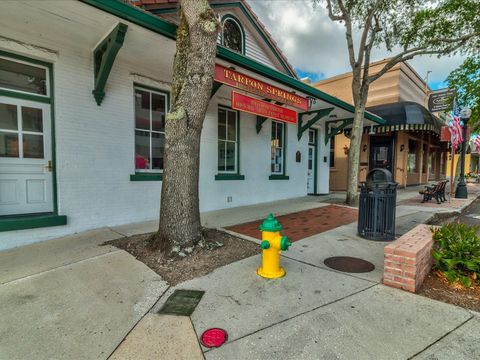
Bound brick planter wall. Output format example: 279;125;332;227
383;224;435;293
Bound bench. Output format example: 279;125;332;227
419;179;449;204
383;224;435;292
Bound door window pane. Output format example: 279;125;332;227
0;103;18;130
0;132;18;157
22;107;43;132
0;58;47;95
23;134;44;158
151;93;166;132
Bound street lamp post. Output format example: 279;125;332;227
455;108;473;199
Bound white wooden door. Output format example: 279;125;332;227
0;97;53;215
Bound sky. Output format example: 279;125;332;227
246;0;467;90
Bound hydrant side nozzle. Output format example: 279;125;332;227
260;240;270;249
280;236;292;251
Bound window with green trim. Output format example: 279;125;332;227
222;17;244;54
218;107;238;173
0;56;49;97
271;121;285;174
134;86;168;172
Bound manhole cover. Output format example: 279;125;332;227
201;328;228;348
324;256;375;273
158;289;204;316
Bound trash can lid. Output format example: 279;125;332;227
366;168;393;184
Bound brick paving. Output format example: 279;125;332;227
226;205;358;242
398;197;470;209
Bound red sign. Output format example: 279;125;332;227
215;64;308;111
231;91;297;124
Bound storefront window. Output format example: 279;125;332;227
134;87;168;172
407;139;417;173
222;17;243;54
0;57;48;96
271;121;285;174
218;107;238;173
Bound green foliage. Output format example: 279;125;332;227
432;222;480;287
316;0;479;58
447;56;480;131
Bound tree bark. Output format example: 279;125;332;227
150;0;219;254
346;85;367;206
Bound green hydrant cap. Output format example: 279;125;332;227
280;236;292;251
259;213;282;232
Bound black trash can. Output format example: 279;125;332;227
358;168;397;241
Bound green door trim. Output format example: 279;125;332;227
0;50;66;231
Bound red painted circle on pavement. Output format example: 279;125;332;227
201;328;228;348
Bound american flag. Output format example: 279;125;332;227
449;98;463;150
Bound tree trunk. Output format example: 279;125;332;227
150;0;219;254
346;79;367;206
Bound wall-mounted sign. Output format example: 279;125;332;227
231;91;297;124
215;64;308;111
428;89;456;112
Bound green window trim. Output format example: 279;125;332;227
269;174;289;180
130;173;163;181
0;214;67;232
216;105;244;180
215;174;245;181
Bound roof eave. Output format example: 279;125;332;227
79;0;384;125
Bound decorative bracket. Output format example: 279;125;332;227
92;23;128;105
211;81;222;98
297;107;334;141
325;118;354;144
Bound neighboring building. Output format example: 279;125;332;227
314;59;448;190
0;0;383;249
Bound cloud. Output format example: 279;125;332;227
247;0;466;88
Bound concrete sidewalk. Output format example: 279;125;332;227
2;186;480;359
0;229;169;360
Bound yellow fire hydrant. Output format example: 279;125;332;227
257;213;292;279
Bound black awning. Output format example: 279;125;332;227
366;101;444;134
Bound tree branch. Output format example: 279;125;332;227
325;0;344;21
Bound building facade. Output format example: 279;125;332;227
0;0;383;250
315;59;448;190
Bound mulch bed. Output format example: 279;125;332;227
105;228;259;285
418;270;480;312
226;205;358;242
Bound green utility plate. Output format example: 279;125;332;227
158;289;205;316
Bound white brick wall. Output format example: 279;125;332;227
0;3;329;250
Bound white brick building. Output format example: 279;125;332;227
0;0;384;250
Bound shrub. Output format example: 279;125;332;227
432;222;480;287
